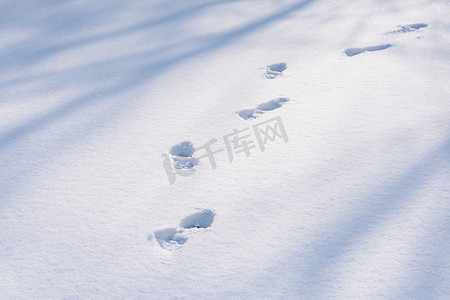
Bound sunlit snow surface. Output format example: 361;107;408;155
0;0;449;299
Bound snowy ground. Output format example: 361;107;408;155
1;0;450;299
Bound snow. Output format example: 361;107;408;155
1;0;450;299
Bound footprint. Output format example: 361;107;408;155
168;141;198;170
264;62;287;79
170;141;195;157
236;109;259;120
152;209;215;250
236;97;290;120
256;97;289;111
179;209;215;229
344;44;393;57
386;23;428;34
153;228;188;251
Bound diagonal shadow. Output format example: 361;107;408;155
266;134;450;297
0;0;318;153
0;0;319;208
0;0;242;75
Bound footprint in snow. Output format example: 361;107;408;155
344;44;393;57
264;62;287;79
153;228;188;250
152;209;215;251
167;140;198;169
236;97;290;120
386;23;428;34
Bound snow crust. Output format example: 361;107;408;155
1;0;449;299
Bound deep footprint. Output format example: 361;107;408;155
236;97;289;120
168;141;198;170
344;44;393;57
153;209;215;250
179;209;215;229
264;62;287;79
386;23;428;34
153;228;188;251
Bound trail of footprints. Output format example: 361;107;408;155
156;63;289;250
235;62;290;120
344;23;428;57
155;22;428;250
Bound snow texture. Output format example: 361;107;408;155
1;0;449;299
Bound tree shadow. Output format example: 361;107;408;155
261;133;450;297
0;0;318;204
0;0;318;150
